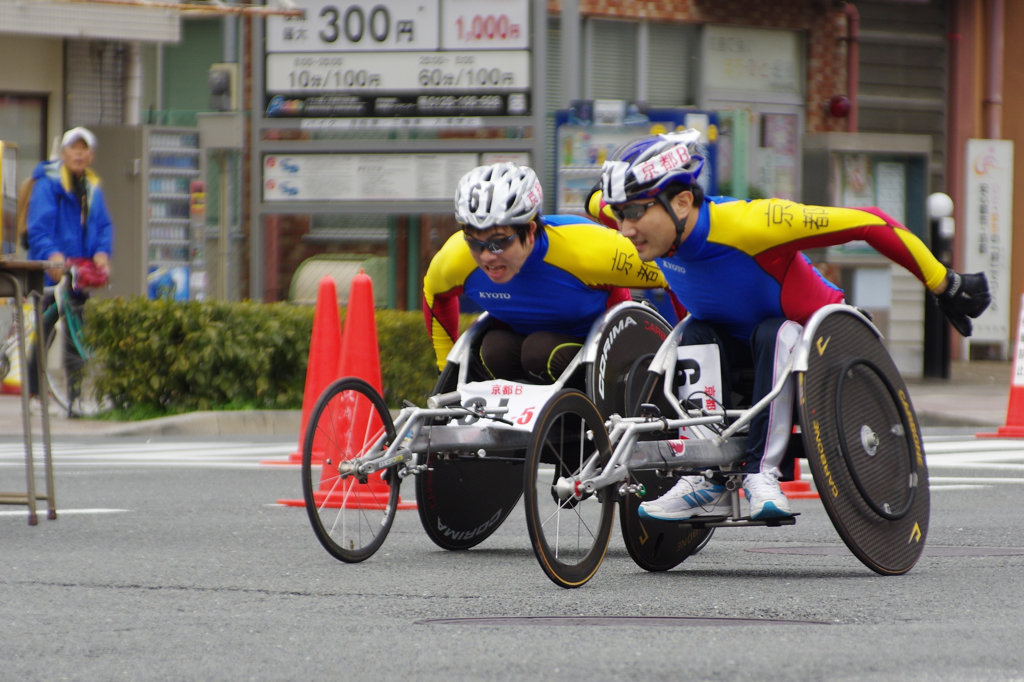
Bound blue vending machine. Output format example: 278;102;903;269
554;102;719;325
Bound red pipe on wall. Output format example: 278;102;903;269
985;0;1004;138
844;2;860;133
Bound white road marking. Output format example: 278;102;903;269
0;508;130;517
929;485;993;491
0;441;293;468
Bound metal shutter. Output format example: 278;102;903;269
646;23;695;107
856;0;948;192
588;19;637;100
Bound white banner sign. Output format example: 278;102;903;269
263;153;479;201
266;50;530;94
702;24;802;95
964;139;1014;344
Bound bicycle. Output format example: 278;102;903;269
0;300;23;386
32;261;109;417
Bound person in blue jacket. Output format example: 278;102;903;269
26;127;113;398
28;127;113;285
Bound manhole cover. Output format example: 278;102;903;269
746;546;1024;557
415;616;828;627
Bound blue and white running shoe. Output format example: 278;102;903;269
638;476;729;520
743;467;793;519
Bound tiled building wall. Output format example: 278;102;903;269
547;0;851;133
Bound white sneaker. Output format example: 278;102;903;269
743;468;793;519
638;475;729;520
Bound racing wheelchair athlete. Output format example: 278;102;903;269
545;129;991;582
299;162;677;576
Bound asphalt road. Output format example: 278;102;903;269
1;431;1023;682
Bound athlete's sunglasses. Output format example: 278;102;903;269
610;200;658;222
464;232;519;254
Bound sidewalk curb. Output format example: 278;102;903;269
95;410;302;437
916;410;1001;429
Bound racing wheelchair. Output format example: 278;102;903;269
299;301;676;574
300;303;929;589
542;303;930;586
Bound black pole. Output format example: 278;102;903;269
923;216;952;378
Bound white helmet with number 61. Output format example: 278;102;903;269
454;163;542;229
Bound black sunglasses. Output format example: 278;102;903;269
610;200;658;222
464;232;519;254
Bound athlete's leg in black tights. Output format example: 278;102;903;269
480;329;584;384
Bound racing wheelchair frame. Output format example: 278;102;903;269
299;301;673;573
300;302;929;589
540;303;930;586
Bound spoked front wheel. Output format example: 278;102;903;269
45;315;105;417
301;377;400;563
524;390;615;588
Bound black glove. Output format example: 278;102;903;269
935;269;991;337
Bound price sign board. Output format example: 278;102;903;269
265;0;531;118
267;51;529;93
267;0;439;52
440;0;529;50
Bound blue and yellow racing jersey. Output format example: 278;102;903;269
422;215;668;370
656;197;949;340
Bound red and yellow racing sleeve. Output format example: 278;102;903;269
422;232;478;371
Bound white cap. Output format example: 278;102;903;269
61;127;96;150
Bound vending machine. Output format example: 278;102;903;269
89;125;201;301
0;141;15;260
554;102;719;216
554;103;719;324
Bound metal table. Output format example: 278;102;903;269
0;260;55;525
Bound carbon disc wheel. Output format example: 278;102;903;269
415;361;523;550
619;473;715;572
587;303;672;420
799;310;929;575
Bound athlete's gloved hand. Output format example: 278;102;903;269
936;269;991;337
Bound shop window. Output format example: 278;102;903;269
0;94;47;187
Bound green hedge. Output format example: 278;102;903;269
84;298;473;416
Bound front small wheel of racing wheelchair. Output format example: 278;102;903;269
301;377;400;563
524;389;615;589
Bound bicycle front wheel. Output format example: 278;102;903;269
45;316;104;417
302;377;399;563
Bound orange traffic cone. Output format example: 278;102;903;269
780;460;819;499
262;276;341;466
978;300;1024;438
280;272;415;510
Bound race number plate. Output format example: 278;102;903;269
676;342;723;438
455;380;558;431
